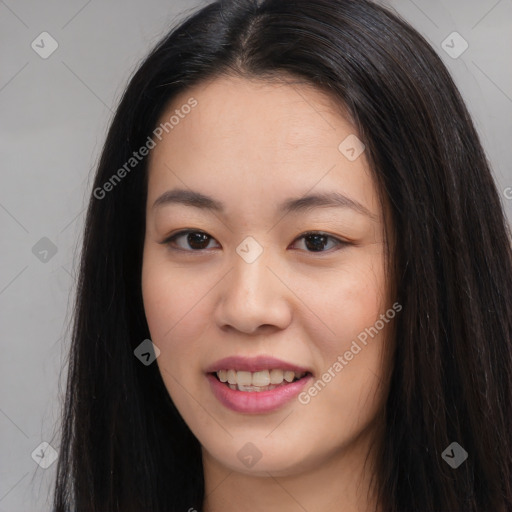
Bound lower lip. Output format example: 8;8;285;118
206;373;313;414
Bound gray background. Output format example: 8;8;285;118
0;0;511;510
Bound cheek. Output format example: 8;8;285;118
141;246;227;409
298;249;387;353
141;254;209;405
141;251;209;343
141;251;228;439
297;250;390;417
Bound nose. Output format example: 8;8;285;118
213;247;293;335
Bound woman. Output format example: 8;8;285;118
52;0;512;510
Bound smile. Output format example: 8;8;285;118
205;356;313;413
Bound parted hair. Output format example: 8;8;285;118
53;0;512;510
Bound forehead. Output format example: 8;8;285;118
146;75;378;218
153;74;353;153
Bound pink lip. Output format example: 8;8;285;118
205;355;313;414
205;355;311;373
207;373;313;414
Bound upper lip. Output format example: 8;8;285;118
205;355;312;374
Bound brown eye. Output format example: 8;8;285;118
291;232;346;253
163;230;219;251
161;230;347;254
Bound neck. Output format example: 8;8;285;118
202;422;383;512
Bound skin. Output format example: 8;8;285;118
141;75;394;512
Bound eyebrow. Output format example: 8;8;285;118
152;188;376;219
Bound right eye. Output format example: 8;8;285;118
161;230;220;252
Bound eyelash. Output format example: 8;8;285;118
160;229;349;254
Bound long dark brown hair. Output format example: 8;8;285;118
52;0;512;510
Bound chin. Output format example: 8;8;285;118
202;435;325;477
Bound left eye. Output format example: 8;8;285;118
292;231;345;252
162;230;346;253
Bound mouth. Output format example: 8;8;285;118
205;356;314;413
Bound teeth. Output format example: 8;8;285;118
284;370;295;383
252;370;270;387
215;369;307;388
227;369;237;385
269;369;284;385
236;371;252;386
238;383;278;392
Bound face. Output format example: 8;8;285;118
142;75;395;477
